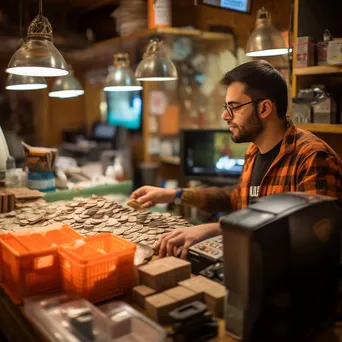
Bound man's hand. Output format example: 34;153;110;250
155;223;221;259
130;186;177;208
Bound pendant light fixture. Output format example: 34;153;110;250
104;53;142;92
49;65;84;99
6;0;68;77
6;74;47;90
135;38;178;81
246;7;288;57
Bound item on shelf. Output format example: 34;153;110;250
112;0;147;37
0;196;191;249
292;86;339;124
169;301;219;342
327;38;342;65
312;92;337;124
317;30;332;65
296;36;316;68
148;0;172;28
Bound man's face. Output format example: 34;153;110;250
221;81;264;143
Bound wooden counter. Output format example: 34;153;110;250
1;287;342;342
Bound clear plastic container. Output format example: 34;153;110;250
24;294;112;342
24;295;167;342
100;301;167;342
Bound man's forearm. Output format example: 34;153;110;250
196;222;222;239
181;187;236;212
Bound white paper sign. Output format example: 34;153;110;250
149;90;168;115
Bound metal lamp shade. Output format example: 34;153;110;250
49;71;84;99
246;8;288;57
135;39;178;81
6;15;68;77
104;61;142;92
6;74;47;90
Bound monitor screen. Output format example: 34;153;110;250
92;123;116;141
106;90;142;130
196;0;251;13
181;129;251;182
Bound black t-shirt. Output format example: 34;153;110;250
249;141;282;204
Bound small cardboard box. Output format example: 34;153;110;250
179;276;227;318
145;293;178;325
163;286;202;308
296;36;316;68
138;257;191;292
132;285;156;308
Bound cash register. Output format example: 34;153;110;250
220;192;342;341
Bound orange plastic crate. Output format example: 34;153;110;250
0;226;82;303
59;233;137;303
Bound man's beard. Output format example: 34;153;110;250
230;110;264;143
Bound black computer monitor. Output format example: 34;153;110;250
180;128;251;184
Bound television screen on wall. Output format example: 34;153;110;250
195;0;252;13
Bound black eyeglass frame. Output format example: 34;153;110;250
223;98;266;119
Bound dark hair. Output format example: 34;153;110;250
221;60;288;119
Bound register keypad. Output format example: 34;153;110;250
190;236;223;260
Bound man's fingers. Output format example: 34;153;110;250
181;242;192;259
130;187;146;200
158;231;181;257
154;232;171;252
167;235;186;257
141;201;154;209
136;193;154;205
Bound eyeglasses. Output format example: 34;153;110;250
223;98;266;119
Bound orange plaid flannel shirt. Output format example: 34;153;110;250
181;120;342;212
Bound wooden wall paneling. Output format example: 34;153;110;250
84;79;103;133
172;0;291;48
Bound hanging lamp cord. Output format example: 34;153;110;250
38;0;43;17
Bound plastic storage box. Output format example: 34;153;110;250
0;226;82;303
24;293;112;342
24;295;167;342
100;301;167;342
59;233;136;303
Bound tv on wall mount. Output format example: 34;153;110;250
195;0;252;14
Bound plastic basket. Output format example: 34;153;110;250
59;233;136;303
0;225;81;303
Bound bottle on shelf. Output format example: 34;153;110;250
113;157;125;182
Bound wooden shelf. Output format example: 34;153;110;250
66;27;234;64
294;66;342;76
296;123;342;134
160;156;180;165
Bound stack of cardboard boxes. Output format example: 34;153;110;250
133;257;227;324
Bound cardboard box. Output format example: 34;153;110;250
163;286;201;308
132;285;156;308
179;276;227;318
145;293;178;325
296;36;316;68
138;257;191;292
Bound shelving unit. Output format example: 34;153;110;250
66;27;234;65
292;0;342;146
296;123;342;134
294;65;342;76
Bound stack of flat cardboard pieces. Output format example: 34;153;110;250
133;257;227;325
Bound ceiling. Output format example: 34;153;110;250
0;0;120;55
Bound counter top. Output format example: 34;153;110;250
1;287;342;342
